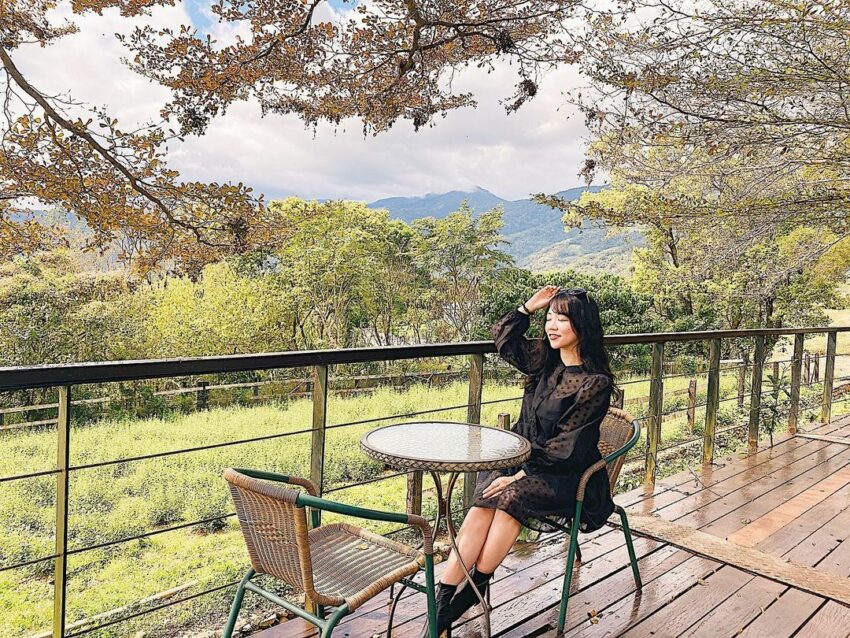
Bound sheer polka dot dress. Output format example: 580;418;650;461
472;308;616;534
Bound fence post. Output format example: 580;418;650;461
821;331;837;424
464;354;484;510
53;386;71;638
804;352;811;386
814;352;820;383
687;379;697;434
703;339;721;464
197;381;209;410
406;471;423;516
498;413;511;430
749;336;765;455
311;365;329;507
737;363;746;408
788;334;804;435
644;342;664;489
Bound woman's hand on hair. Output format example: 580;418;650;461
525;285;561;313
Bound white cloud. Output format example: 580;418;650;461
17;2;602;203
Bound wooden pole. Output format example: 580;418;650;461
804;352;811;386
464;354;484;510
748;336;765;455
406;471;423;516
703;339;721;465
687;379;697;434
644;342;664;488
53;386;71;638
310;365;329;502
197;381;209;410
821;332;836;424
498;413;511;430
788;334;804;435
737;363;747;408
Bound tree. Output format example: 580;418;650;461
567;0;850;233
1;0;582;266
410;203;514;341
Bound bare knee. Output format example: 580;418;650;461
463;506;496;530
492;508;522;532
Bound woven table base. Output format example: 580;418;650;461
621;513;850;606
795;433;850;445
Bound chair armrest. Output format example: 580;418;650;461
230;467;319;496
578;419;641;502
577;459;607;502
296;493;434;554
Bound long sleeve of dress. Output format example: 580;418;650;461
490;308;546;376
526;374;613;473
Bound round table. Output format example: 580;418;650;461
360;421;531;637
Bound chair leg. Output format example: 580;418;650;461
424;555;439;638
222;568;255;638
321;604;349;637
386;582;409;637
617;505;642;589
557;503;583;633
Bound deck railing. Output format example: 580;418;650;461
1;325;849;637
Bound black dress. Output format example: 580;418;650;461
472;308;616;533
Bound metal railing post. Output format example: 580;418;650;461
748;336;765;454
464;354;484;510
788;334;804;435
644;342;664;488
703;339;721;464
53;386;71;638
821;331;837;424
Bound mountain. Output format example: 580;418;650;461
367;186;643;275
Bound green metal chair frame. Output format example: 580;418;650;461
222;468;438;638
557;407;643;632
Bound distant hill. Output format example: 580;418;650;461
368;186;643;275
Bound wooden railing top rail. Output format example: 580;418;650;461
1;326;848;392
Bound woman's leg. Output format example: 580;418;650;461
440;506;496;585
475;509;522;573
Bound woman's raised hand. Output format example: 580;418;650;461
524;285;561;313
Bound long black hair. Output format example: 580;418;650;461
525;289;615;390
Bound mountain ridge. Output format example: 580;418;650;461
366;185;642;275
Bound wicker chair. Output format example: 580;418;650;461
555;406;643;632
222;468;438;638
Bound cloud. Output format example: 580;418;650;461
17;2;602;203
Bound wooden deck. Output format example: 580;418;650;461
256;416;850;638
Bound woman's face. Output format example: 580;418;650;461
545;304;579;351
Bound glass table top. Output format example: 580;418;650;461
360;421;531;472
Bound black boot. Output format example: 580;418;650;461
430;581;458;636
442;568;494;628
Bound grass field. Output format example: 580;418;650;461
0;364;843;637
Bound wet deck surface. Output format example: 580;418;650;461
256;417;850;637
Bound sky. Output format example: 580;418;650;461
18;1;600;203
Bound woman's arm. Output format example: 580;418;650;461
526;374;613;473
491;285;560;376
490;308;546;376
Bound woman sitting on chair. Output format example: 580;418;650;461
432;284;617;635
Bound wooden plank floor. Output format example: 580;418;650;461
255;417;850;638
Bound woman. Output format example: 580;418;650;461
431;284;617;635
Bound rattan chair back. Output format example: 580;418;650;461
224;468;315;596
598;407;638;494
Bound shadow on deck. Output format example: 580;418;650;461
256;416;850;638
